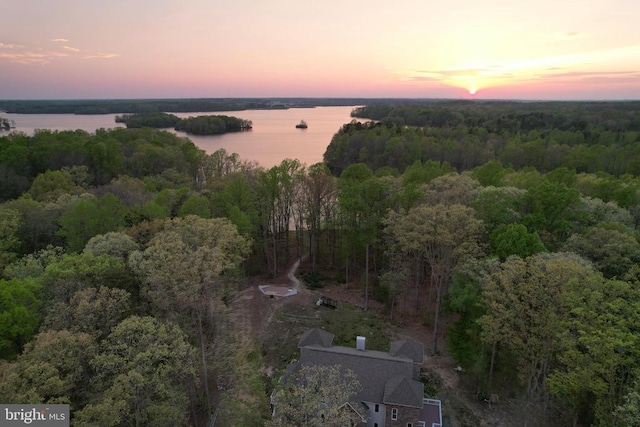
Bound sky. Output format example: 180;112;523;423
1;0;640;100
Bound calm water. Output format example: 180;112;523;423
1;106;359;168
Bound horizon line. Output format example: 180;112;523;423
1;96;640;103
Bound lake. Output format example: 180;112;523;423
0;106;360;168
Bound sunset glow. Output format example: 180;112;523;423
2;0;640;100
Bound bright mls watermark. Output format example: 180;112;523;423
1;405;69;426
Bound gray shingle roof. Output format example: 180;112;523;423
389;339;425;364
297;333;425;408
298;328;335;348
383;375;425;408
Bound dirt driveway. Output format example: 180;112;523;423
233;258;546;427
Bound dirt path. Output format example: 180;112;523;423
232;257;312;340
233;258;530;427
286;257;303;290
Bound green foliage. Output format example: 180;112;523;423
57;193;127;252
2;195;69;254
268;364;362;427
3;245;64;280
177;194;212;218
445;259;499;374
131;216;251;317
129;215;251;415
28;170;78;202
545;166;577;187
174;115;252;135
83;231;140;261
471;160;508;186
578;196;634;227
490;223;547;260
130;200;171;223
0;128;205;202
95;175;152;208
334;102;640;181
5;101;640;425
471;185;525;233
422;173;480;206
212;174;259;236
478;253;596;398
503;166;543;190
384;203;486;354
300;272;331;289
77;316;196;426
150;187;187;215
521;180;583;249
116;112;181;128
0;330;97;406
562;224;640;278
613;383;640;427
0;278;41;360
41;252;131;305
338;164;395;308
210;312;271;426
0;98;260;114
217;374;270;427
42;286;132;340
549;276;640;425
0;207;21;272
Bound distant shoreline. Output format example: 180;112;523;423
0;98;367;115
1;98;638;115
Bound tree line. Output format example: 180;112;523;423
1;100;640;425
325;101;640;177
0;98;374;115
116;112;253;135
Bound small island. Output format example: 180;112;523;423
115;112;252;135
296;120;308;129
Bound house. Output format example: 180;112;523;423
277;328;443;427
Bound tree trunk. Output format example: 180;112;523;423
415;256;422;311
271;217;278;276
197;311;211;415
310;229;316;274
431;275;442;355
344;245;349;290
364;240;369;310
489;341;497;391
390;294;396;320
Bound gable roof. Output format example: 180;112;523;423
389;339;425;364
383;375;425;408
298;328;334;348
297;330;425;408
341;401;368;422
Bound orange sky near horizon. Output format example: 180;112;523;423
1;0;639;100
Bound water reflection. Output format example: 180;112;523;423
2;106;360;168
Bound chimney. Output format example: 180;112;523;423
356;336;366;351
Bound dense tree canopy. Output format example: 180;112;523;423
75;316;197;427
2;101;640;426
326;101;640;177
0;128;205;202
174;115;253;135
0;278;41;359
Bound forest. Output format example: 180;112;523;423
0;97;380;115
116;112;253;135
1;100;640;426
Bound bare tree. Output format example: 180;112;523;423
269;364;362;427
